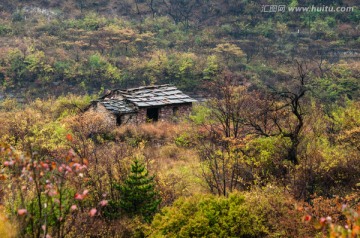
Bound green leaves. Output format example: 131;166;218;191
25;50;54;82
203;55;220;80
86;53;121;85
112;160;161;223
0;24;11;36
149;193;268;238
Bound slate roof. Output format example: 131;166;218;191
100;99;137;114
119;85;197;107
97;85;196;114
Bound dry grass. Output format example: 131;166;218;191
143;140;206;205
0;206;17;238
114;121;187;145
115;122;206;204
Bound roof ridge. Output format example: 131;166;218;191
122;84;172;92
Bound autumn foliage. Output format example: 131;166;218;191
0;0;359;237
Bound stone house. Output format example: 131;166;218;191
89;85;196;126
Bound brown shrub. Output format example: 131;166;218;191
244;186;318;238
114;121;184;145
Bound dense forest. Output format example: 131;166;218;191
0;0;359;237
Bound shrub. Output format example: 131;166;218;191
302;192;360;237
0;142;91;238
243;187;316;237
115;122;181;146
327;205;360;237
0;24;11;36
149;193;268;238
149;187;317;238
174;132;192;147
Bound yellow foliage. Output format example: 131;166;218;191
213;43;245;59
0;207;17;238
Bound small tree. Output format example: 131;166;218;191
119;160;161;222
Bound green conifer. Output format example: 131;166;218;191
119;160;161;222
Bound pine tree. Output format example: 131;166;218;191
119;160;161;222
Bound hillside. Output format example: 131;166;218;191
0;0;359;101
0;1;360;238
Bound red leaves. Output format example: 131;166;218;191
66;133;73;142
303;214;312;222
70;205;77;211
18;209;27;216
65;165;72;173
40;162;49;170
70;162;87;172
318;216;331;225
3;160;14;167
58;164;71;173
99;200;108;207
313;216;334;230
1;143;93;236
47;189;58;197
74;193;84;200
83;189;89;196
75;189;89;200
51;162;57;170
58;165;64;173
89;208;97;217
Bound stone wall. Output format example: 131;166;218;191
119;103;192;124
90;102;193;127
89;102;117;126
158;103;192;122
120;108;146;125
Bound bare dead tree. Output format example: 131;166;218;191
273;61;308;164
245;61;309;164
215;61;309;165
161;0;202;28
207;72;245;139
197;63;310;196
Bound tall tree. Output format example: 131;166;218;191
119;160;161;222
197;72;254;196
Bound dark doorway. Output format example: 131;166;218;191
116;115;122;126
146;108;159;122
